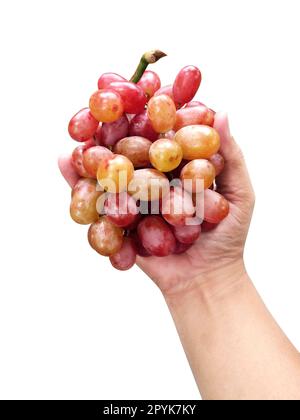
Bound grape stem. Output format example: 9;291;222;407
130;50;167;83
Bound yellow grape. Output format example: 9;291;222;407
88;216;124;256
128;168;169;201
147;94;176;133
149;138;183;172
89;89;124;123
70;178;103;224
180;159;216;192
175;125;220;160
97;154;134;193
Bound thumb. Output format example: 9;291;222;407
58;154;79;189
213;112;255;206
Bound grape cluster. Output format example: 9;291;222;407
66;50;229;271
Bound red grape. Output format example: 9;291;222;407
172;223;201;244
137;70;161;98
161;187;195;226
89;89;124;123
109;237;137;271
131;231;151;257
173;66;202;106
98;72;126;90
82;146;113;178
173;241;192;255
109;81;147;114
101;114;129;147
137;216;176;257
104;192;139;228
201;220;218;232
185;101;206;108
71;139;96;177
68;108;99;142
94;124;102;145
209;153;225;176
129;111;158;141
203;189;229;223
174;106;214;131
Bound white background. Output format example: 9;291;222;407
0;0;300;400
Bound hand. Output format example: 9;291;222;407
58;113;255;296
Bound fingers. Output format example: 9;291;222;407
213;112;255;206
58;154;79;189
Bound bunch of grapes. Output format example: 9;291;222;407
67;50;229;271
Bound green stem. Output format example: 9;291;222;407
130;50;167;83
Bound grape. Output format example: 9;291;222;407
137;70;161;98
109;81;147;114
137;216;176;257
68;108;99;142
124;213;142;231
89;89;124;123
131;231;151;257
149;138;183;172
70;178;102;224
128;110;158;141
101;114;129;147
109;237;137;271
175;125;220;160
209;153;225;176
104;192;138;227
172;223;201;244
161;187;195;226
71;139;96;177
201;220;218;232
128;169;169;201
82;146;113;178
94;123;102;145
203;189;229;223
97;154;134;193
174;106;214;131
88;216;124;256
173;66;202;106
180;159;216;192
147;94;177;133
114;136;152;168
98;72;126;90
154;84;175;101
173;241;192;254
159;130;175;140
185;101;206;108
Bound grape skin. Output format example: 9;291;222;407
180;159;216;192
149;138;183;172
109;237;137;271
70;178;103;225
88;216;124;256
82;146;113;178
97;154;134;193
137;216;176;257
68;108;99;142
175;125;220;160
89;89;124;123
114;136;152;168
147;95;177;133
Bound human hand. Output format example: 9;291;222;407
59;112;255;296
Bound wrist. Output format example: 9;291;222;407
163;259;249;310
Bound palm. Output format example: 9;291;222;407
137;201;250;294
